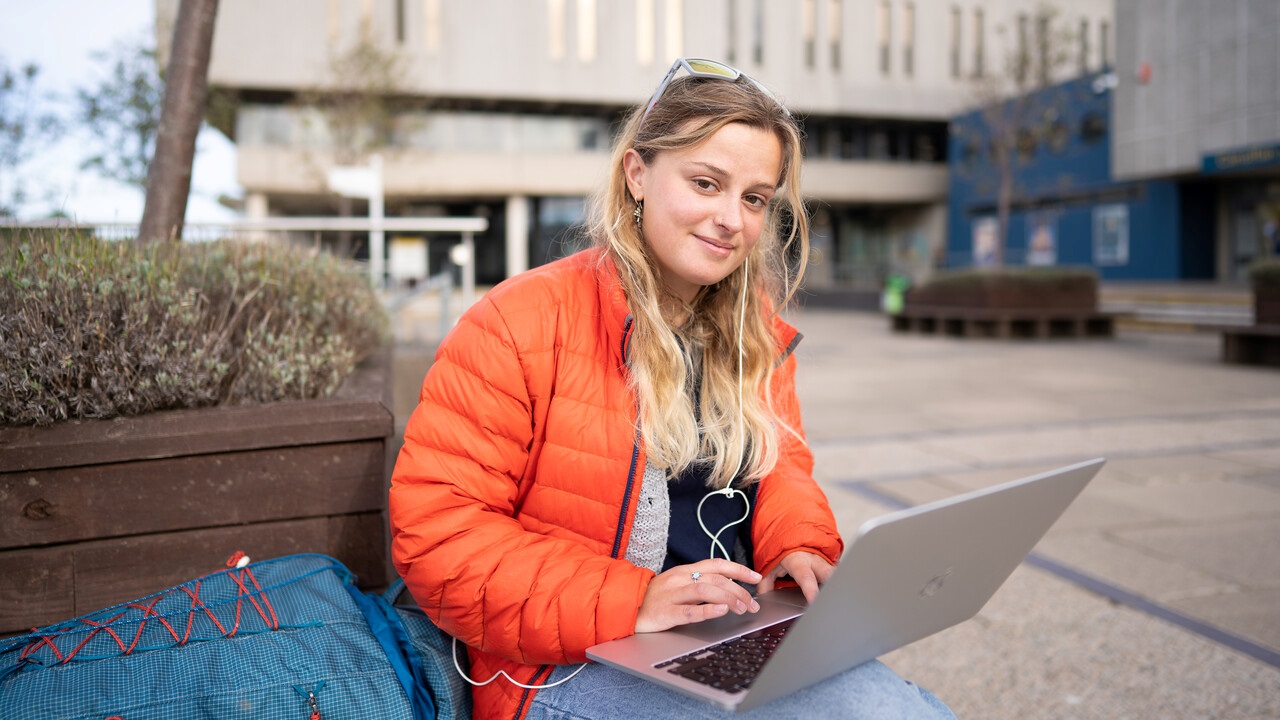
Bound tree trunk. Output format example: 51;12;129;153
995;158;1012;268
138;0;220;245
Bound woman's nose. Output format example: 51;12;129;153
716;200;744;233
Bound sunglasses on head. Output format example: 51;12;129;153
640;57;790;125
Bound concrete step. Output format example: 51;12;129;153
1100;283;1254;331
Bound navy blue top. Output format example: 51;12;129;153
661;462;756;572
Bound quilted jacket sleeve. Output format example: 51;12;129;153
749;347;845;575
389;295;653;666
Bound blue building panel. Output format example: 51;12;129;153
947;73;1191;280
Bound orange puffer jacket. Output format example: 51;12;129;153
389;248;843;720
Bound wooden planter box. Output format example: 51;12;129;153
0;348;394;636
893;268;1115;339
1257;291;1280;326
905;269;1099;311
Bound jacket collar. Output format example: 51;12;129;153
591;249;636;367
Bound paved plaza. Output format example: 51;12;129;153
392;300;1280;719
788;309;1280;719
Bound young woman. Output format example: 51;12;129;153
390;58;954;720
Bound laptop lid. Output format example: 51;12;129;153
587;457;1105;712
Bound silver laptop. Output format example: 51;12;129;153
587;458;1105;712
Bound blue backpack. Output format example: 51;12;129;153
0;554;471;720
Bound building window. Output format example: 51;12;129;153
803;0;816;69
664;0;684;61
1081;112;1107;143
1079;18;1090;74
1099;20;1110;68
753;0;764;64
1047;120;1069;152
548;0;567;60
949;6;961;78
1015;128;1037;162
577;0;597;62
973;8;984;78
1035;11;1050;85
877;1;891;76
1015;13;1029;84
829;0;841;70
902;2;915;77
423;0;442;52
637;0;655;64
328;0;342;45
727;0;737;64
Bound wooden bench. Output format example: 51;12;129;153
890;306;1117;339
1211;324;1280;367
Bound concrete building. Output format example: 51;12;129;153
161;0;1112;288
1112;0;1280;281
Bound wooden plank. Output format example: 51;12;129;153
0;546;74;633
327;512;390;589
1221;331;1280;367
893;306;1118;340
0;351;393;474
66;514;385;620
0;441;387;549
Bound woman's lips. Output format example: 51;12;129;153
696;235;734;257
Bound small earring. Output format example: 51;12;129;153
633;200;643;229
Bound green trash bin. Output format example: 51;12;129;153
881;274;910;315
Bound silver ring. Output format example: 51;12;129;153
691;571;702;583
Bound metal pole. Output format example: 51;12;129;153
369;154;385;289
462;231;475;310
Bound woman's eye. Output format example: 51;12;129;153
745;195;766;207
694;179;715;191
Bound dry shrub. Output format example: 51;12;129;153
1;230;388;426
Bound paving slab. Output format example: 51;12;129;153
1115;517;1280;590
1170;588;1280;651
1033;533;1236;601
1091;481;1280;522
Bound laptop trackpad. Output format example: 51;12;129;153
667;588;807;643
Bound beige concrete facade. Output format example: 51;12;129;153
1113;0;1279;181
162;0;1113;284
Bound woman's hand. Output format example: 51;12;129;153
755;551;835;604
634;559;763;634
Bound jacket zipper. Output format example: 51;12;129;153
513;664;555;719
611;315;639;560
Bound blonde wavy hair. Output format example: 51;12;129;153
587;73;809;488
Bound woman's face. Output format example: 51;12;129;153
623;122;783;304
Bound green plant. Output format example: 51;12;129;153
0;229;388;426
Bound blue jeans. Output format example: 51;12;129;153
525;659;955;720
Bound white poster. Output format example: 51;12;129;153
1027;213;1057;266
972;216;998;267
1094;204;1129;266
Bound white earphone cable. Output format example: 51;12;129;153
698;257;752;560
452;637;588;689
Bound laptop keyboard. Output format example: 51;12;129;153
653;618;796;694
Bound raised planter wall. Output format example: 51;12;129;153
1257;291;1280;326
0;348;394;636
893;270;1115;339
